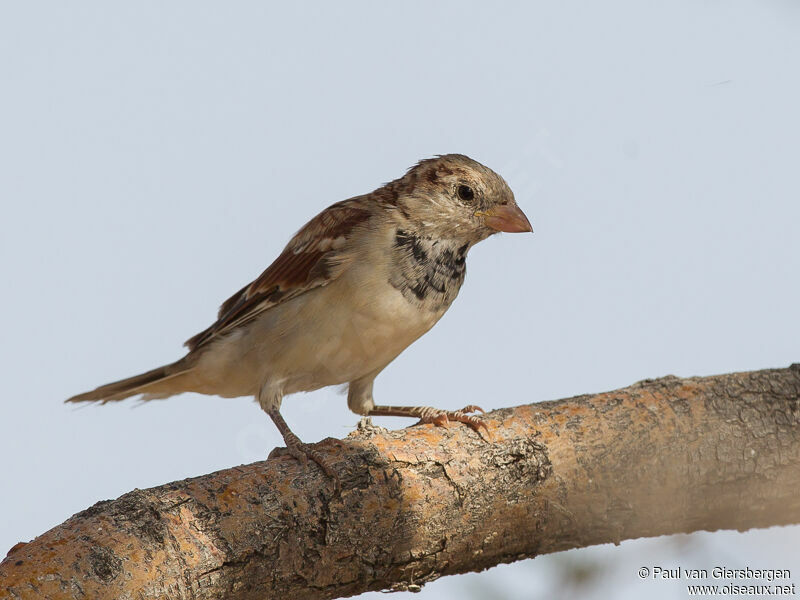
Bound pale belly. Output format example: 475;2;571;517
282;281;439;392
192;273;446;398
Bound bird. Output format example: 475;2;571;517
66;154;532;484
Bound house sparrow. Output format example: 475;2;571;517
67;154;532;484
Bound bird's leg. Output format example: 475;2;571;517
367;404;489;435
260;387;340;490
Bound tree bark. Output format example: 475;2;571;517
3;365;800;599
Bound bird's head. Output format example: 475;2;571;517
387;154;532;244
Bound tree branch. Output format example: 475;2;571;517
3;365;800;599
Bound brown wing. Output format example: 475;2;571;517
184;199;372;351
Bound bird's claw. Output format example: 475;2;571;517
419;407;491;440
269;441;341;493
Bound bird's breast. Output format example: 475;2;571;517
388;229;469;313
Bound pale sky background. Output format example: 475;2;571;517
1;2;799;599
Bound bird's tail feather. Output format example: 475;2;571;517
65;359;194;404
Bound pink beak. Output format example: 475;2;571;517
482;204;533;233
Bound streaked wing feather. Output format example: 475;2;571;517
185;199;371;351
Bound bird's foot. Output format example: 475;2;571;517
369;404;490;439
418;405;489;436
266;407;341;493
269;438;341;493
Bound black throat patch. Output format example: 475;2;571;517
390;229;469;310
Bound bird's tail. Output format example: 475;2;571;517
65;358;194;404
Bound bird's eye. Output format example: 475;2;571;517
457;184;475;203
